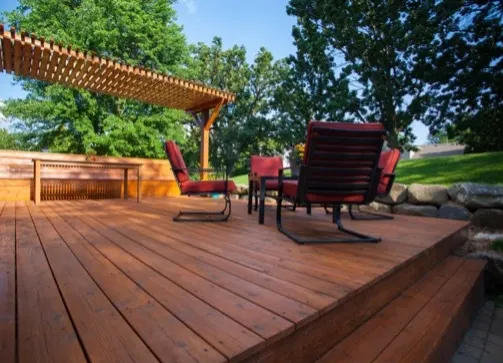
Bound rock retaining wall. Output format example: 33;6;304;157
234;182;503;228
373;182;503;228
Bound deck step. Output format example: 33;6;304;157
316;256;486;363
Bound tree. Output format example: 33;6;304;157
188;38;283;172
0;129;20;150
425;0;503;153
1;0;189;158
285;0;462;148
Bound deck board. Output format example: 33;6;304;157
0;197;470;363
15;202;87;363
0;201;15;363
38;203;226;363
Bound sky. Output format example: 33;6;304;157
0;0;429;144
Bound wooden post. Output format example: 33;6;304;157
33;159;41;206
136;166;141;203
200;109;210;180
124;168;128;200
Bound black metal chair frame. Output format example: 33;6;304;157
165;140;234;223
247;168;306;224
276;126;385;244
324;169;396;220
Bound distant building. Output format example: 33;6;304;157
401;143;465;160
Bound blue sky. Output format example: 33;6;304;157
0;0;428;143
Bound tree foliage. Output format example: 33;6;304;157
1;0;189;158
426;0;503;153
188;38;283;171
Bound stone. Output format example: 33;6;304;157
392;203;438;218
235;183;248;195
471;209;503;229
438;203;472;221
448;183;503;209
474;232;503;242
375;183;407;205
360;202;392;214
467;251;503;297
408;183;449;206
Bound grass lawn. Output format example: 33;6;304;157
232;151;503;186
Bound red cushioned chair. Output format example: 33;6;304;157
164;140;236;222
247;156;283;221
276;121;386;244
347;148;400;220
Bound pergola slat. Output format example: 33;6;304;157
0;26;234;110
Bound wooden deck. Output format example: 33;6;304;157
0;197;470;363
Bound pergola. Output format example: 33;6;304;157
0;25;235;175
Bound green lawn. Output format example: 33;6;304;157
232;151;503;186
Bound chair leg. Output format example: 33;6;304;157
324;205;332;214
173;195;232;222
348;205;394;220
277;202;381;244
247;179;253;214
254;189;258;211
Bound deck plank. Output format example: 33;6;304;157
316;256;465;363
79;200;354;299
56;200;296;341
15;202;87;363
26;202;159;363
372;260;485;363
47;201;265;362
68;200;321;326
37;203;226;363
0;201;15;363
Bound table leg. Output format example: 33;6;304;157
259;179;266;224
247;179;253;214
124;168;128;200
136;166;141;203
34;159;41;206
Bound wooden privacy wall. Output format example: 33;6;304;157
0;150;180;201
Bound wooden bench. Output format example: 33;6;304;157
33;159;142;205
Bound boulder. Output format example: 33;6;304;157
437;203;472;221
375;183;408;205
466;251;503;295
235;184;248;195
392;203;438;218
360;202;392;214
471;208;503;229
408;184;449;206
448;183;503;209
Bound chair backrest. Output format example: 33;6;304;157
378;149;400;195
250;155;283;177
164;140;190;184
297;121;386;204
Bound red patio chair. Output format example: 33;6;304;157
164;140;236;222
247;156;282;221
276;121;386;244
347;148;400;220
325;148;401;219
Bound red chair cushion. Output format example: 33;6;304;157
165;141;189;183
282;180;365;204
180;180;236;194
251;156;282;176
377;149;400;195
257;179;279;191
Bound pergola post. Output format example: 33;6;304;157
200;109;210;180
197;99;225;180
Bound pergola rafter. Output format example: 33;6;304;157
0;25;235;175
